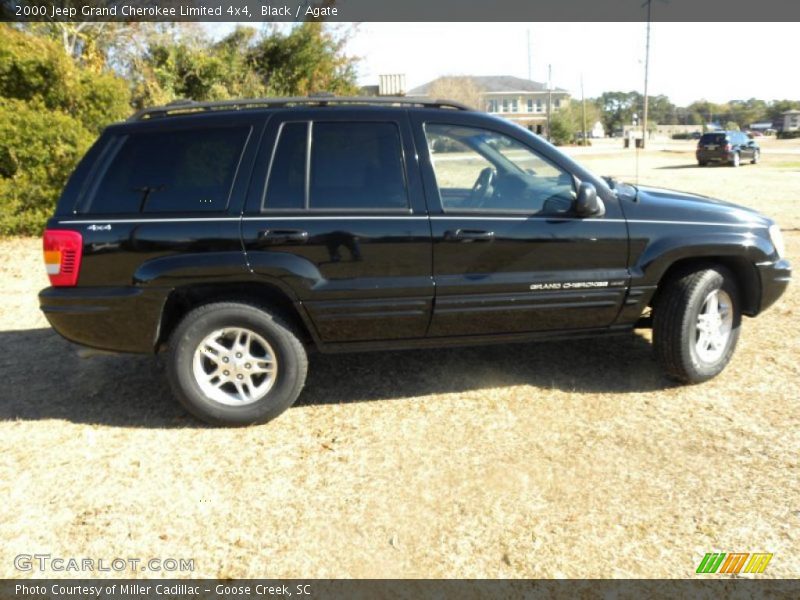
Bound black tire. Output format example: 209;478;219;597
167;302;307;426
653;267;741;384
697;161;708;167
751;149;760;164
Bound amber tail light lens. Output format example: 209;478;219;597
43;229;83;287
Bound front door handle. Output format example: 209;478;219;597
445;229;495;242
258;229;309;244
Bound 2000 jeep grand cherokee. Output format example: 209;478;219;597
39;97;791;425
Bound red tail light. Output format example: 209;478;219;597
43;229;83;287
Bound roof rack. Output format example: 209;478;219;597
129;96;471;121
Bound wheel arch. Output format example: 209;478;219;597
650;256;760;316
155;281;318;351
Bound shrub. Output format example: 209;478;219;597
0;25;130;235
0;98;94;236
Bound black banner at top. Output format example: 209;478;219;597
2;0;800;22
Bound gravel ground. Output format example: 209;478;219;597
0;142;798;579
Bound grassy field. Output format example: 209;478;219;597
0;140;798;579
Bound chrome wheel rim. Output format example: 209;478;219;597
694;289;733;364
733;153;740;167
192;327;277;406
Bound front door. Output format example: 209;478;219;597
241;110;433;343
413;117;630;337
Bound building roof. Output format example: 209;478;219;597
408;75;569;96
783;109;800;114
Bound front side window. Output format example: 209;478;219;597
91;127;250;214
425;124;576;214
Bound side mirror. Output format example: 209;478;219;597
574;182;604;217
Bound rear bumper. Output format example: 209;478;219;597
757;258;791;313
39;286;167;353
696;150;733;162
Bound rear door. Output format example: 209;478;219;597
412;113;629;337
738;132;754;159
241;109;433;343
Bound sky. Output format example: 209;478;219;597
209;22;800;106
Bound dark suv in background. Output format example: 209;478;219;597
697;130;760;167
39;97;789;426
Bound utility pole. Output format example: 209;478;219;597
642;0;652;149
547;64;552;142
581;74;587;145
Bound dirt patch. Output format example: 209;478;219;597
1;148;798;579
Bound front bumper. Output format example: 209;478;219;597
39;286;167;353
757;258;791;313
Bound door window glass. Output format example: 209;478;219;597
309;122;408;210
424;124;576;214
264;122;307;210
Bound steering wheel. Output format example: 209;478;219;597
469;167;496;206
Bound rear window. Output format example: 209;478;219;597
700;133;727;144
89;127;250;214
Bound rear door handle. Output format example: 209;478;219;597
258;229;309;244
445;229;495;242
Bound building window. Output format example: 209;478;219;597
536;99;543;113
510;99;518;113
501;99;509;113
527;99;533;113
554;98;562;110
487;99;498;113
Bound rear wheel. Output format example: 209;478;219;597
653;267;741;383
752;149;760;164
167;302;307;426
697;160;708;167
731;152;740;167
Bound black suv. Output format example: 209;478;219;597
39;97;790;425
696;130;760;167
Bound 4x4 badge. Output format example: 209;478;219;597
86;224;112;231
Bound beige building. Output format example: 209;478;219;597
408;75;571;135
783;110;800;132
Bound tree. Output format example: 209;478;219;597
0;25;130;235
247;23;359;97
129;23;360;107
596;91;641;134
424;76;485;110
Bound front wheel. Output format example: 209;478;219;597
731;152;740;167
752;149;760;164
167;302;308;426
653;268;741;383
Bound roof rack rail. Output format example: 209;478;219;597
129;96;471;121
